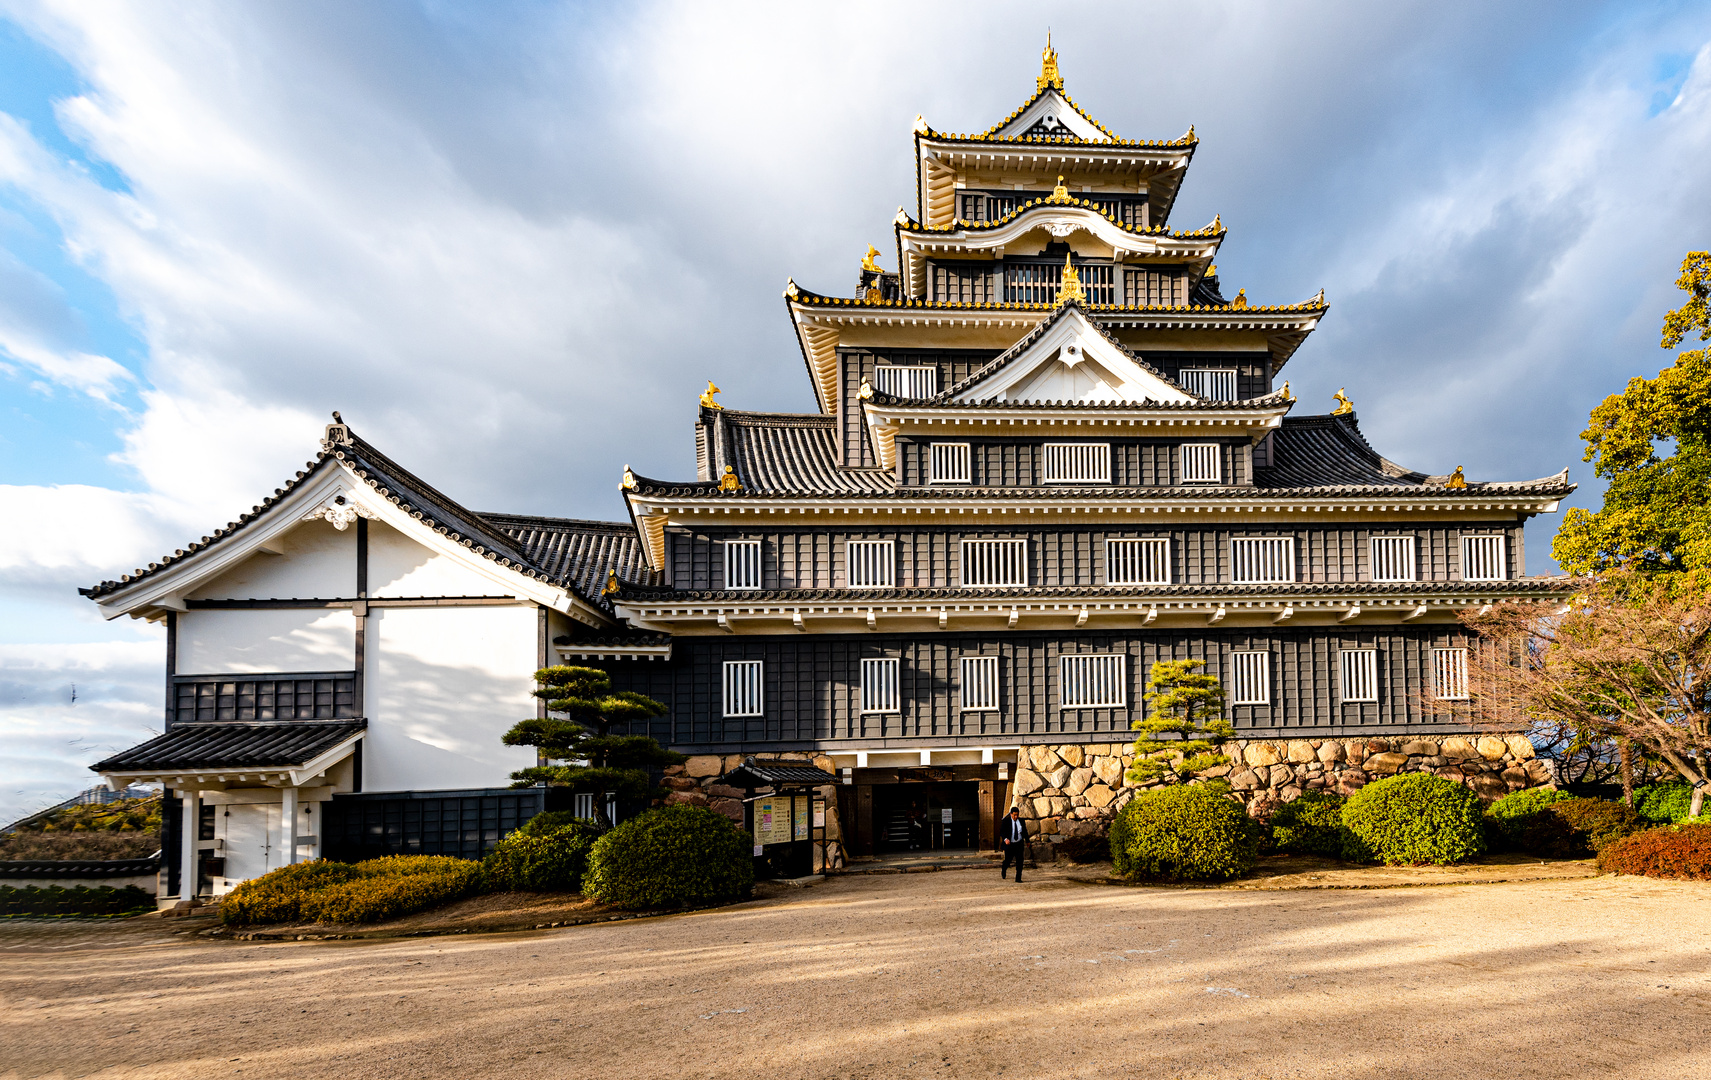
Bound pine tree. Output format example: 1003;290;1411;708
1126;659;1233;785
502;666;683;827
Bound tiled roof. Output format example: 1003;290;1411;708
90;721;366;773
897;198;1220;238
714;411;893;495
1256;415;1571;493
614;580;1575;604
785;281;1325;315
80;419;647;614
721;758;839;788
928;300;1188;403
917;85;1192;148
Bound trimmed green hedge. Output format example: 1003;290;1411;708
482;819;601;892
1110;783;1257;882
1633;784;1694;824
0;885;155;917
1597;823;1711;879
221;856;482;926
1484;787;1575;854
582;805;753;909
1269;791;1348;857
1341;774;1486;865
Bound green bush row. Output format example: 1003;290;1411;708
222;855;485;926
0;885;156;917
583;805;754;909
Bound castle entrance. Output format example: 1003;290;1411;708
838;764;1012;858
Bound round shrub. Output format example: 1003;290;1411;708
1633;783;1694;824
1340;773;1486;865
1269;791;1349;858
1110;783;1257;882
483;820;600;892
515;810;590;837
1597;823;1711;879
582;805;754;909
1484;787;1575;854
1551;798;1643;852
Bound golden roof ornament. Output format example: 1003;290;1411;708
718;465;743;492
1055;255;1086;306
1230;289;1248;309
783;278;799;299
602;569;620;597
1048;174;1071;203
1332;388;1355;416
1037;33;1063;91
894;205;910;226
861;245;883;273
699;381;723;410
620;466;637;491
1280;381;1295;403
858;376;874;400
913;114;929;135
1446;466;1467;489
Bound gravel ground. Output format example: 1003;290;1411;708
3;866;1708;1080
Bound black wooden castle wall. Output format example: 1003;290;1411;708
894;436;1251;488
665;522;1525;591
602;623;1484;754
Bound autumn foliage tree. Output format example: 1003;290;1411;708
1126;659;1233;785
502;666;682;827
1463;573;1711;818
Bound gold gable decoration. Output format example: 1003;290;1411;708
1037;34;1062;91
719;465;743;492
602;569;620;597
700;381;723;410
1055;256;1086;306
1332;388;1355;416
1446;466;1467;489
620;467;637;491
1047;174;1071;203
861;245;882;273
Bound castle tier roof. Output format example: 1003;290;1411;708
611;578;1573;605
90;721;366;774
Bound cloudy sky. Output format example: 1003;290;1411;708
1;0;1707;822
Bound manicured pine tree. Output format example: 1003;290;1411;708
1126;659;1234;785
502;666;683;828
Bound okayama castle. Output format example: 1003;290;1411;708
84;45;1571;899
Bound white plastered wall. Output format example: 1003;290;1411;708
178;608;356;674
364;604;539;791
189;518;355;598
368;519;507;598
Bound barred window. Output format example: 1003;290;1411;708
1106;538;1171;585
873;365;937;399
961;539;1028;587
860;658;900;714
1433;648;1469;700
1181;443;1221;483
723;540;761;590
1180;369;1237;400
846;540;895;588
1231;537;1295;583
722;661;763;717
1370;536;1417;582
1060;654;1126;708
1043;443;1111;483
1461;535;1506;581
1340;650;1379;703
960;655;1000;712
1230;651;1270;706
930;442;971;484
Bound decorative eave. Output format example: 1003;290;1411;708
895;202;1223;299
613;580;1572;635
784;286;1328;413
91;721;367;790
552;635;673;663
859;398;1292;470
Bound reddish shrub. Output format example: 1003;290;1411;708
1597;824;1711;880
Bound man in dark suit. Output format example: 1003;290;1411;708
1000;806;1027;882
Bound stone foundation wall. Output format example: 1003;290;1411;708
661;752;845;868
1013;734;1553;859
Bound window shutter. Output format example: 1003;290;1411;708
1369;536;1417;582
1461;535;1506;581
1042;443;1111;483
1230;652;1270;705
959;656;999;711
960;539;1028;587
846;540;896;588
1230;537;1295;583
1181;444;1221;483
1106;538;1171;585
930;443;971;484
860;658;900;714
1059;654;1126;708
873;366;937;399
1180;369;1237;400
723;540;762;590
722;661;763;717
1339;650;1379;703
1433;648;1469;700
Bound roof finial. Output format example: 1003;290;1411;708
1332;388;1355;416
913;114;929;135
1280;381;1295;403
1037;32;1062;91
1048;174;1071;203
1230;289;1248;309
1056;255;1086;306
700;381;723;411
331;410;342;422
1446;466;1467;489
719;465;743;493
861;245;882;273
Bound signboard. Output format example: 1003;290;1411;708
813;799;826;828
753;798;793;847
941;808;954;823
794;798;809;840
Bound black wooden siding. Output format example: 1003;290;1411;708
604;624;1486;751
1142;352;1274;400
837;348;1002;466
667;523;1524;591
896;437;1249;488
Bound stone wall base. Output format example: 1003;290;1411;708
662;752;846;870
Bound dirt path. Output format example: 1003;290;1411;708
3;868;1709;1079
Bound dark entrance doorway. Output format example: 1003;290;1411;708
871;779;980;853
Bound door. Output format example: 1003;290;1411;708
220;803;280;889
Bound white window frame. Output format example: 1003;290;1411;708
960;539;1029;587
930;442;972;484
1433;648;1470;701
1230;651;1270;706
846;540;896;589
1461;534;1507;581
873;365;937;399
1181;443;1221;483
959;655;1000;712
1042;443;1112;484
1339;649;1379;704
1230;537;1295;584
722;660;763;717
1180;368;1238;400
1059;653;1127;709
1105;538;1171;585
723;539;762;590
1369;535;1417;583
860;658;900;714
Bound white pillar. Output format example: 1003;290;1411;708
280;785;299;867
179;789;198;900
